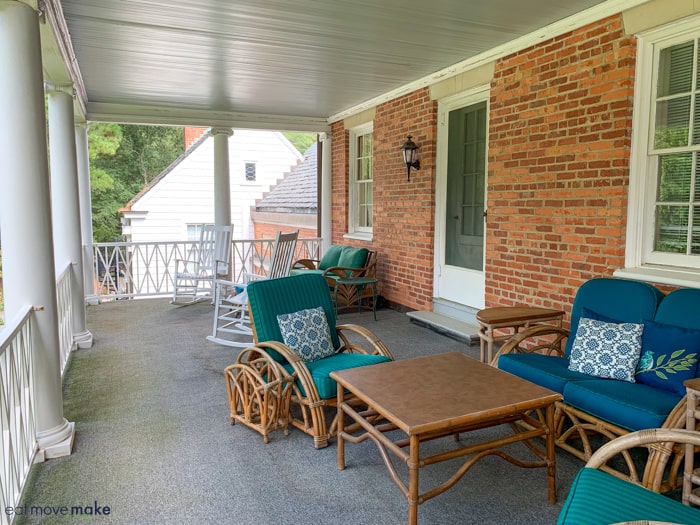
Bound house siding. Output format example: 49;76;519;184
330;12;680;316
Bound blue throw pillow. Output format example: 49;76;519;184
635;318;700;396
277;307;336;362
568;317;643;382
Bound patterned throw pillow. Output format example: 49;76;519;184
277;307;336;362
636;319;700;396
568;317;644;382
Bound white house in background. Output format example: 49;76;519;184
120;129;303;241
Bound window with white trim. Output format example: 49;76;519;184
245;162;256;181
349;123;373;235
626;20;700;280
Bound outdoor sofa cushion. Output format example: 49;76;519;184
277;306;336;362
557;467;700;525
561;378;682;431
497;353;591;394
318;244;344;270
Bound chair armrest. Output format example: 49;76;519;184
292;258;320;270
490;325;569;365
174;258;200;273
323;266;367;279
336;324;394;359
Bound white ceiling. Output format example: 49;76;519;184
42;0;642;130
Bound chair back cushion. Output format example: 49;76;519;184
337;246;369;269
318;245;344;271
247;274;340;361
566;278;663;356
654;287;700;329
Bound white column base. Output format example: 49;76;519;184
73;329;93;349
35;420;75;462
85;294;99;306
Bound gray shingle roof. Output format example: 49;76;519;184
256;142;317;214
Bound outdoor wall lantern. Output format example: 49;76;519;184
400;135;420;181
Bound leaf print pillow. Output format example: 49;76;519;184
636;319;700;396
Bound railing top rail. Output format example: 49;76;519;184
0;306;32;352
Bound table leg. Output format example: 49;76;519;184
408;434;419;525
545;403;557;503
370;282;377;321
356;284;364;314
337;382;346;470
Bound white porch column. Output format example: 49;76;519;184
47;84;93;349
210;127;233;228
0;1;74;459
75;123;98;305
319;133;333;253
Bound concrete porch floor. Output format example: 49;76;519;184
16;299;581;524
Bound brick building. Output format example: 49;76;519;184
328;2;700;324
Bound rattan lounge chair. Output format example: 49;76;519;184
224;273;393;448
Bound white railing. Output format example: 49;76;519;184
56;265;75;376
0;307;37;525
92;237;321;300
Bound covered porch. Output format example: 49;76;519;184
16;299;581;524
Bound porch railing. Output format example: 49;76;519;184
56;265;75;375
92;237;321;300
0;307;37;525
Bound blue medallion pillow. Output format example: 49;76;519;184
635;319;700;396
568;317;644;382
277;307;336;362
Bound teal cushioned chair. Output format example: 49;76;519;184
557;429;700;525
245;273;393;449
290;245;376;312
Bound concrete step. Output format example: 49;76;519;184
406;310;481;345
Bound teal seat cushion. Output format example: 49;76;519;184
289;268;324;277
318;244;344;271
284;352;391;399
562;378;682;431
557;468;700;525
497;354;591;394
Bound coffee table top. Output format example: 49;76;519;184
331;352;561;435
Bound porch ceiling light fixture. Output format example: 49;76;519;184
400;135;420;181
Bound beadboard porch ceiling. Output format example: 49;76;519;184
41;0;636;130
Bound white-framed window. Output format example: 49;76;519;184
622;17;700;287
186;223;211;241
348;123;373;237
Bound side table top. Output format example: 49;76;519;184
476;306;564;324
335;276;378;285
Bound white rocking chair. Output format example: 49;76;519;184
207;230;299;347
171;224;233;305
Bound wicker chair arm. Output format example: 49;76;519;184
335;324;394;359
490;325;570;365
292;258;320;270
323;266;367;278
586;428;700;472
250;341;324;405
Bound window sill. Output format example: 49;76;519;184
343;232;373;242
613;265;700;289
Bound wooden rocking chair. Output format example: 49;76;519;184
171;224;232;304
207;230;299;347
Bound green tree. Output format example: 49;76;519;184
283;132;316;154
89;124;183;241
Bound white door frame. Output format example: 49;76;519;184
434;86;490;309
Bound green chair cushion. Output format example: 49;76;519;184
318;244;344;271
289;268;324;277
284;352;391;399
557;467;700;524
337;246;368;269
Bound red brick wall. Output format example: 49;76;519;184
330;14;679;314
332;89;438;310
184;127;208;149
253;222;315;241
487;14;637;318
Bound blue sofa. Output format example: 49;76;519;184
496;278;700;489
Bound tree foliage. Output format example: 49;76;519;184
89;124;183;241
283;132;316;154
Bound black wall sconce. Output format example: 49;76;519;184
400;135;420;181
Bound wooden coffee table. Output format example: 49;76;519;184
330;352;562;525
